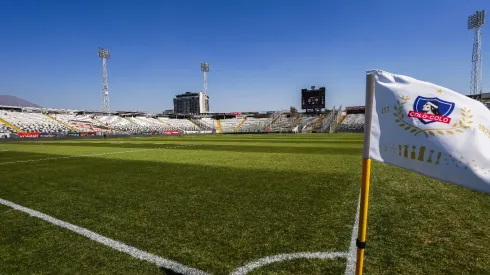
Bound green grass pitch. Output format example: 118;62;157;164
0;134;489;274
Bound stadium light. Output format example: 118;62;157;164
201;62;209;72
468;10;485;29
98;48;110;59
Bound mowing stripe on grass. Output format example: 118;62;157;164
0;144;198;166
0;197;209;275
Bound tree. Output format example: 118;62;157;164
290;106;298;113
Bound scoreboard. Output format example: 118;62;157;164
301;87;326;109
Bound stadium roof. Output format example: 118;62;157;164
175;92;201;98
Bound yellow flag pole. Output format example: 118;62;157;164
355;72;376;275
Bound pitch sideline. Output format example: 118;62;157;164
0;194;361;274
0;197;209;275
0;174;361;274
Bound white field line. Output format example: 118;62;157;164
0;144;199;166
230;252;347;275
344;194;361;275
230;194;361;275
1;145;363;274
0;197;209;275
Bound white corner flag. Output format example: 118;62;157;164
366;70;490;193
355;70;490;275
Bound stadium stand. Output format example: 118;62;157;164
52;114;100;132
233;118;247;132
220;119;242;133
0;123;14;134
198;117;217;131
127;117;168;132
44;114;78;131
216;119;222;133
315;107;343;133
0;106;359;137
0;111;70;133
236;118;269;133
159;118;200;132
289;114;302;130
6;93;490;137
337;106;365;133
299;116;318;133
0;117;19;133
271;114;294;133
337;114;365;133
99;116;165;134
97;115;126;127
187;119;203;130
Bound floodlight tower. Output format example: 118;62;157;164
201;62;209;95
98;48;110;113
468;10;486;100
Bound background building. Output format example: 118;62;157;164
173;92;209;114
162;109;174;115
467;92;490;109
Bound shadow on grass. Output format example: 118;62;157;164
7;142;362;155
159;267;182;275
1;151;360;274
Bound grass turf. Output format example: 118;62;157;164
0;133;489;274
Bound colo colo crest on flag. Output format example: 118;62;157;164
409;96;455;124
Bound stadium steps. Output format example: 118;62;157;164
157;118;183;131
333;115;347;132
216;119;222;133
188;119;202;129
157;118;172;127
92;117;115;131
270;115;281;125
44;114;78;132
91;117;106;126
309;116;325;132
0;118;22;133
232;118;247;132
290;114;301;130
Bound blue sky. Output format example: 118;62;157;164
0;0;488;113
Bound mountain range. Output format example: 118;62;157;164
0;95;41;108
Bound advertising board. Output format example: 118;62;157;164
163;130;180;135
19;132;40;138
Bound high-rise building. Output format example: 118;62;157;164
173;92;209;114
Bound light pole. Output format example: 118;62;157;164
468;10;485;101
201;62;209;95
98;48;110;113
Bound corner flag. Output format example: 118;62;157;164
355;70;490;275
